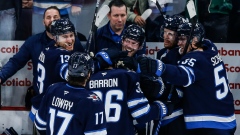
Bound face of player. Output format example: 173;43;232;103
189;36;200;50
43;9;61;33
163;28;177;49
56;32;75;51
108;5;127;34
122;38;140;57
177;35;191;54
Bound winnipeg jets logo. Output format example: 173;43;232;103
87;94;100;101
102;72;107;76
64;91;69;95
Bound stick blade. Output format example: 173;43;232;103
95;5;110;27
186;0;197;19
150;0;157;3
141;9;152;20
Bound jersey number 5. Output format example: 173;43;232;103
214;64;229;99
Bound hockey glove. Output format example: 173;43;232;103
140;74;165;100
117;56;139;71
163;101;175;116
95;48;128;69
25;86;36;109
153;101;168;119
137;55;165;77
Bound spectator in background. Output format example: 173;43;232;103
91;0;146;56
227;0;240;43
0;0;21;40
122;0;148;27
197;0;232;43
15;0;33;40
32;0;84;35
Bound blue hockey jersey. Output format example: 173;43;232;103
0;31;84;94
157;47;184;126
34;82;107;135
30;42;78;121
161;40;236;130
36;44;73;94
86;68;165;135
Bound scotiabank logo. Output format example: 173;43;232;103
218;47;240;56
2;78;32;86
229;82;240;90
0;45;19;53
225;64;240;72
234;100;240;106
145;46;161;55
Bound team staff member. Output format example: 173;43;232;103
93;24;166;135
0;6;84;95
90;0;146;56
29;18;82;121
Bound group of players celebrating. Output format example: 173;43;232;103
31;11;237;135
0;0;233;134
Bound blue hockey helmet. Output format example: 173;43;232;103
177;22;192;37
122;24;145;46
50;18;75;36
68;52;94;77
193;22;205;44
163;14;188;31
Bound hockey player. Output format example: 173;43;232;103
155;14;187;135
121;24;145;57
37;18;78;94
138;22;237;135
86;52;168;135
94;24;166;135
34;52;107;135
0;6;84;93
30;18;84;121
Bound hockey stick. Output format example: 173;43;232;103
141;9;152;21
167;0;197;102
182;0;197;55
166;0;197;101
85;2;110;54
151;0;166;19
85;0;100;53
95;5;110;28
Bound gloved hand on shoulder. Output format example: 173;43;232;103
117;56;138;71
137;55;165;77
95;48;127;69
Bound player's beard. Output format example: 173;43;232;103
45;25;51;33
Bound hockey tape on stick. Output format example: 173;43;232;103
141;9;152;21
